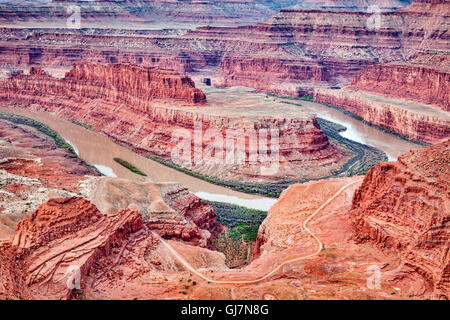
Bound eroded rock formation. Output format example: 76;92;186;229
0;63;351;185
1;197;143;299
0;118;225;299
0;1;445;91
314;52;450;144
191;0;449;92
2;62;206;106
84;177;222;248
351;139;450;299
350;53;450;111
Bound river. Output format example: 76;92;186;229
0;107;277;211
196;84;423;162
0;92;422;211
290;99;422;161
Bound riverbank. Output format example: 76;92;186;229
0;107;274;209
0;107;388;198
0;112;102;175
273;94;429;147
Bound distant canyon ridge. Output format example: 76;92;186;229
0;0;448;144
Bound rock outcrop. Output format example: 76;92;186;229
351;139;450;299
0;197;143;299
85;177;222;248
350;53;450;111
313;52;450;144
0;190;223;299
0;63;351;185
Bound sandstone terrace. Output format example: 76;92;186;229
0;62;390;196
0;1;447;148
314;52;450;144
0;0;447;89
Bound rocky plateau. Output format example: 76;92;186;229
0;0;448;301
1;137;448;299
0;62;364;188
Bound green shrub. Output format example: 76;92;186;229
113;157;147;176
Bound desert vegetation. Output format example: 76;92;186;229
113;157;147;176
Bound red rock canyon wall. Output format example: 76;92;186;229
351;139;450;298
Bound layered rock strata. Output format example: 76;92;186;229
313;88;450;144
0;1;411;29
350;53;450;112
0;63;349;184
190;0;450;90
313;52;450;144
351;139;450;299
0;1;446;93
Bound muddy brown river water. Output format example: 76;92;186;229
0;87;422;210
197;85;423;161
0;107;277;210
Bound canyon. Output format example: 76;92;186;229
0;1;447;145
1;133;448;299
0;0;446;87
0;62;386;195
314;52;450;144
0;1;413;28
0;0;448;302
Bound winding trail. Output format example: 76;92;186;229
154;179;363;285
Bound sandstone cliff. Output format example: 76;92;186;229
194;0;450;92
313;51;450;144
313;87;450;144
0;63;350;185
350;53;450;111
351;139;450;299
3;63;206;106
